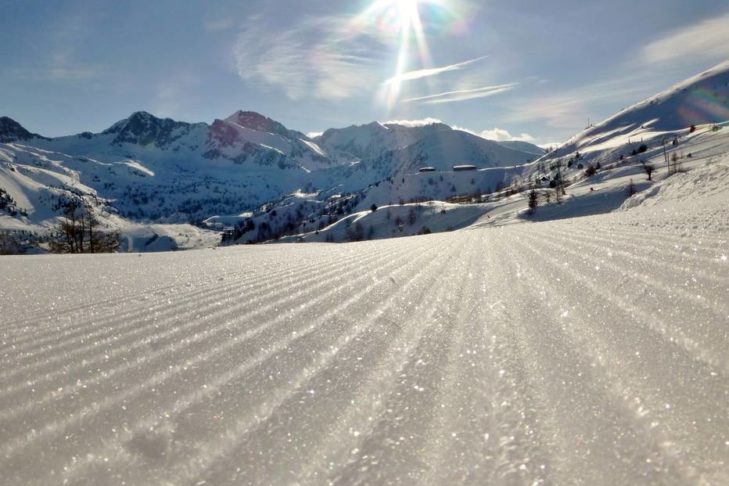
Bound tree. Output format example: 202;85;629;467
0;232;20;255
643;163;654;181
50;200;120;253
527;190;538;215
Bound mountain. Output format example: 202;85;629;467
0;108;579;252
497;140;545;156
520;60;729;193
0;116;44;143
33;110;331;171
316;122;435;161
550;60;729;160
317;121;539;169
205;111;332;170
101;111;207;150
317;124;536;197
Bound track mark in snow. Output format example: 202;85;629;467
1;214;728;485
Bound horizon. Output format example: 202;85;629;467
2;1;729;144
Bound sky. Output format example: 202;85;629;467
2;0;729;145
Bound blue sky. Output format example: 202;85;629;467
2;0;729;144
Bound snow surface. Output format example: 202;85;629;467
1;153;728;484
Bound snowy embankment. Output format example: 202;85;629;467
1;157;728;484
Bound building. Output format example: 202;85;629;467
453;165;477;172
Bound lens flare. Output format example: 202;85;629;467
676;88;729;126
349;0;469;110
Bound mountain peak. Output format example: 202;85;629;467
0;116;41;143
128;111;156;122
224;111;290;136
102;112;194;148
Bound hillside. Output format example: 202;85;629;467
535;61;729;171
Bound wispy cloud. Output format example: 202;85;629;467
233;16;383;100
382;56;487;86
47;49;105;81
10;48;106;82
504;73;659;129
642;12;729;66
403;83;516;104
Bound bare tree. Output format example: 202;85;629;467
50;200;120;253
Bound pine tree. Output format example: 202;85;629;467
528;190;538;215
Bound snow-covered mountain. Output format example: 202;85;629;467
549;60;729;160
0;112;539;240
520;60;729;194
31;110;332;172
205;111;333;171
317;121;541;169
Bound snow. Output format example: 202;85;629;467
285;201;489;243
1;143;729;483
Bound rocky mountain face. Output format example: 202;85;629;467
102;111;205;149
0;116;44;143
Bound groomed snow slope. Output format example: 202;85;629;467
1;167;728;485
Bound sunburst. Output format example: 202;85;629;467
352;0;460;109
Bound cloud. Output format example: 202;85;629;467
233;16;383;100
382;56;487;86
478;128;535;143
403;83;516;104
453;125;535;142
306;131;324;139
642;12;729;66
383;118;443;127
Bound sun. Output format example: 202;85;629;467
355;0;435;106
394;0;422;30
349;0;460;109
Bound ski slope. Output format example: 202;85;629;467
2;177;728;485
